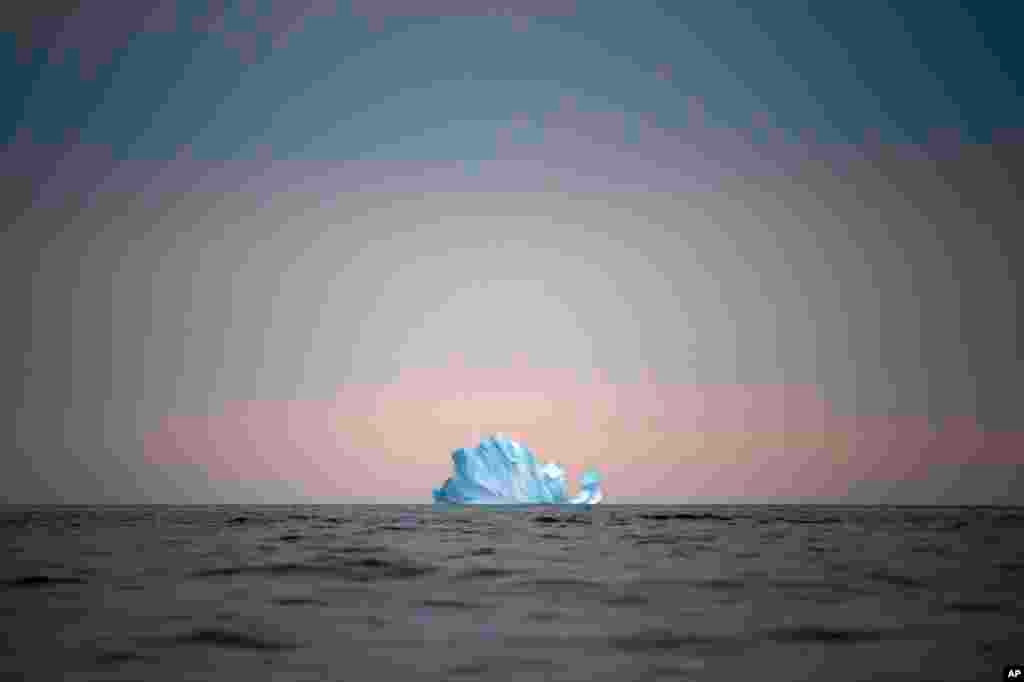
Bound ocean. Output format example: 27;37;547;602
2;505;1021;681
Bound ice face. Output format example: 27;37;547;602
432;435;603;505
570;468;604;504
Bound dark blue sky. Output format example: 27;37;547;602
4;1;1021;159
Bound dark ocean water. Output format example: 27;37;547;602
1;505;1021;681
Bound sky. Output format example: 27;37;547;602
2;0;1022;504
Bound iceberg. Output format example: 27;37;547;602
432;434;603;505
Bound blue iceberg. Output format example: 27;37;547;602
432;434;603;505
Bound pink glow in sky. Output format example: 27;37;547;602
143;358;1024;501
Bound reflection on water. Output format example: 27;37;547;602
1;505;1021;681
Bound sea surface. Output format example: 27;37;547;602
1;505;1021;681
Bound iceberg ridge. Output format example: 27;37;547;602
432;435;603;505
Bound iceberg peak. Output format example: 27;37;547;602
432;434;603;505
